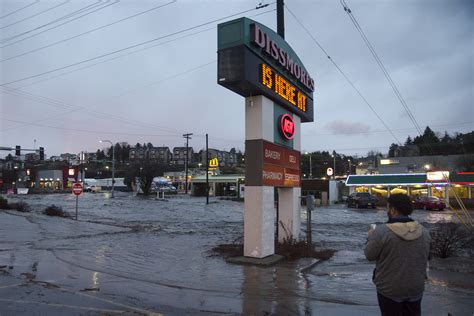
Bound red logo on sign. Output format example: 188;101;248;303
279;114;295;140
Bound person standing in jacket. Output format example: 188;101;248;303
365;193;431;316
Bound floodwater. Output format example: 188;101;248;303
0;192;473;315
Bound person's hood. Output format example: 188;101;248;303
386;221;423;241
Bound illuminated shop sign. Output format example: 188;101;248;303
380;159;400;165
217;17;314;123
278;113;295;140
209;158;219;170
262;164;300;187
426;171;449;182
261;63;307;113
252;24;314;92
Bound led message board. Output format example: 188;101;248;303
217;18;314;122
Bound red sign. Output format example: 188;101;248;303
263;141;300;170
279;114;295;140
262;164;300;187
72;183;83;196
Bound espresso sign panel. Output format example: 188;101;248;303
262;164;300;187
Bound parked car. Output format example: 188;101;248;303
84;185;100;193
413;196;446;211
156;184;177;195
347;192;378;209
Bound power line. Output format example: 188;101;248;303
0;1;39;19
0;1;69;30
7;9;272;90
12;6;275;89
340;0;423;136
1;117;183;137
0;87;182;134
0;0;175;61
0;60;216;133
1;0;117;45
13;28;215;89
0;7;275;133
341;2;471;226
285;4;402;145
0;4;271;86
304;122;474;137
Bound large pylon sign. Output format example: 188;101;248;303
217;18;314;258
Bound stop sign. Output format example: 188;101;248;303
72;183;83;196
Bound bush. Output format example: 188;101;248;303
43;205;71;218
430;223;474;258
212;239;336;261
0;196;9;209
276;237;336;261
9;201;31;212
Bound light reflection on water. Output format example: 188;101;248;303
426;212;453;224
92;271;99;288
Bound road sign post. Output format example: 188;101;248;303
72;183;83;220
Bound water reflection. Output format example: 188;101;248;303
426;212;453;224
242;263;312;315
92;271;99;288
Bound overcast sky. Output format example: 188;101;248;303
1;0;472;158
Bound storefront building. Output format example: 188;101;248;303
345;172;474;204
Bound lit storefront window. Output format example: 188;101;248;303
449;185;468;199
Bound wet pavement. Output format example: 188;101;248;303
0;193;473;315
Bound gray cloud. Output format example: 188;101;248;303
325;120;371;136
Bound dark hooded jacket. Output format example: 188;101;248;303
364;218;431;301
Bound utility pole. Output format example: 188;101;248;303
206;134;209;205
277;0;284;39
183;133;193;194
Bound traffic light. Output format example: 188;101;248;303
39;147;44;160
15;145;21;156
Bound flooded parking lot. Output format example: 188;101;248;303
1;193;473;315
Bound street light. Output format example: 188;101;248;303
100;140;115;198
305;151;312;179
347;159;351;175
332;153;336;179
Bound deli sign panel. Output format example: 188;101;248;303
217;17;314;122
263;141;300;169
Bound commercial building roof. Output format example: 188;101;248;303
191;175;244;183
346;172;474;186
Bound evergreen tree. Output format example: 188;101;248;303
413;126;440;155
388;143;399;157
404;136;413;146
96;150;105;160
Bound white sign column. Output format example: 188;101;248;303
244;95;275;258
277;114;301;242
